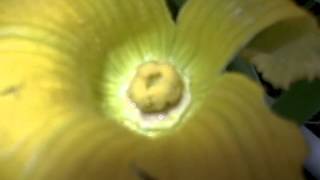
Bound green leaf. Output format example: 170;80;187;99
272;79;320;125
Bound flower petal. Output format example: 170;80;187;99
22;73;306;180
0;0;175;107
172;0;308;86
134;73;307;179
242;16;320;89
0;0;174;178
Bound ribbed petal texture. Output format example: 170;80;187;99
0;0;307;179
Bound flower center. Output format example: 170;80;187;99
128;61;184;113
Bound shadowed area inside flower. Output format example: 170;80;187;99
0;0;315;179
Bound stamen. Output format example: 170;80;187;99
128;61;184;113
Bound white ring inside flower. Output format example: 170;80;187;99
128;62;184;113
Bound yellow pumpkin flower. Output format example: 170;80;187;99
0;0;311;179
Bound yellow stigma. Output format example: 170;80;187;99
128;61;184;113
